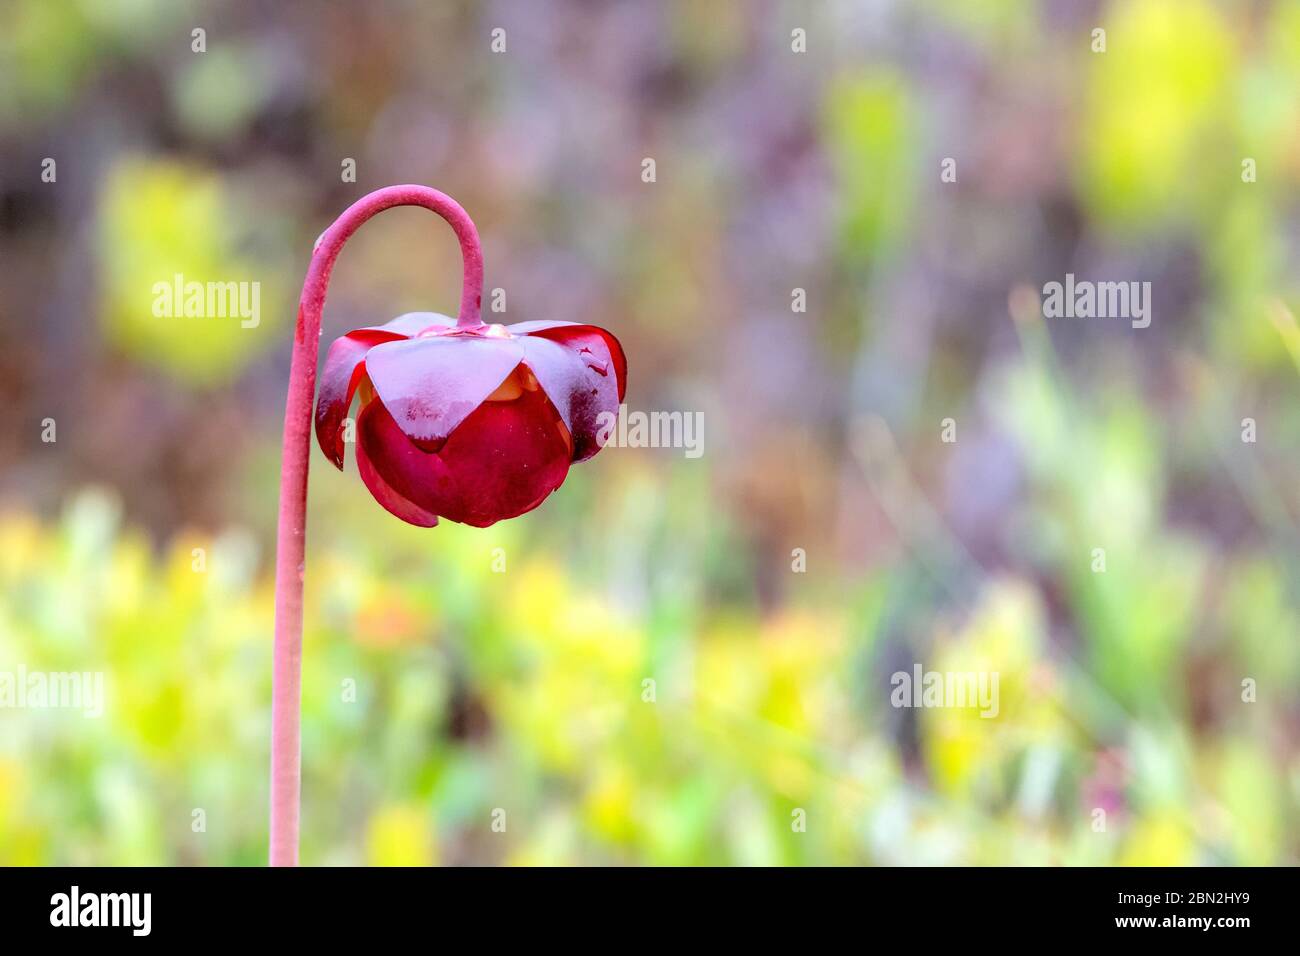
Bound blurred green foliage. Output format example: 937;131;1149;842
0;0;196;124
824;71;917;264
99;158;287;386
1;453;1294;864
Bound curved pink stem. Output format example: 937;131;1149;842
270;185;483;866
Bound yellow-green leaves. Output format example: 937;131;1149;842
1078;0;1235;229
98;158;285;386
823;71;917;262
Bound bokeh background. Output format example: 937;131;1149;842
1;0;1298;865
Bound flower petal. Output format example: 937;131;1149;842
357;390;571;527
315;329;405;469
519;334;621;461
364;335;523;450
361;311;456;337
506;320;627;402
354;423;440;527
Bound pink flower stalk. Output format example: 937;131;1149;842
270;185;626;865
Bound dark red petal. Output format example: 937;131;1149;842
354;420;440;527
361;311;456;337
315;329;404;469
357;391;571;528
356;400;451;514
505;320;627;402
364;335;523;450
519;335;620;462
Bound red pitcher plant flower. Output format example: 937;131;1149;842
314;314;626;527
270;185;626;865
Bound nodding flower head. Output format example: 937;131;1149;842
315;314;626;527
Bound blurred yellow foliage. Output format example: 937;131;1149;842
1080;0;1234;228
0;489;1293;865
366;804;436;867
99;158;284;386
